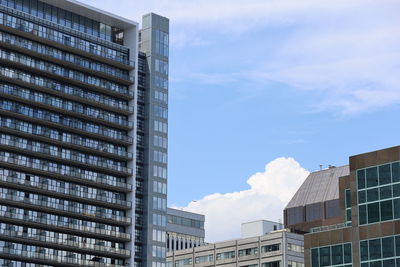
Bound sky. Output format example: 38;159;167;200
80;0;400;242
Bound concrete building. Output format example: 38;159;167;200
167;208;205;252
284;166;349;234
305;146;400;267
242;220;283;239
167;222;304;267
0;0;168;266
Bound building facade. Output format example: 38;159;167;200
305;146;400;267
0;0;168;266
167;208;205;252
241;220;283;239
167;229;304;267
284;166;349;234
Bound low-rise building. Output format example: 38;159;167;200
167;221;304;267
167;208;205;252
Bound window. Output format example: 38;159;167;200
310;243;352;267
261;244;280;253
216;251;235;260
238;247;258;257
357;161;400;226
262;262;280;267
195;255;213;264
288;243;304;253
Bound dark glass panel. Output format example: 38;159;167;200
369;239;382;260
366;167;379;188
379;164;392;185
367;203;380;224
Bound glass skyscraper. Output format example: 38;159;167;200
0;0;169;266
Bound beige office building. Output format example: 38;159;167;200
167;228;304;267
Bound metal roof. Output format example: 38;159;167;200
285;165;349;209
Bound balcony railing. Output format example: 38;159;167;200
0;192;131;224
0;137;132;175
0;228;131;257
0;209;131;240
0;175;132;208
0;154;131;190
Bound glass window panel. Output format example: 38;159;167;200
383;259;395;267
379;164;392;185
380;200;393;221
393;184;400;198
369;239;382;260
380;186;392;200
393;199;400;219
370;262;382;267
359;205;367;225
361;263;369;267
396;236;400;256
358;169;366;189
366;167;379;188
359;191;366;204
367;203;380;224
345;190;351;208
392;162;400;183
367;188;379;202
311;248;319;267
382;237;395;258
331;245;343;265
360;241;369;261
344;243;352;263
319;247;330;266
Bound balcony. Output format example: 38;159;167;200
0;175;132;209
0;192;131;225
0;137;132;176
0;228;131;258
0;209;131;241
0;153;132;192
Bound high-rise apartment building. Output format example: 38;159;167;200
304;146;400;267
0;0;168;266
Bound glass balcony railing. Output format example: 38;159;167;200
0;192;131;224
0;48;132;96
0;137;132;175
0;31;133;81
0;84;133;128
0;99;132;143
0;153;131;190
0;175;131;208
0;66;133;112
0;246;126;267
0;228;130;256
0;116;133;159
0;5;134;67
0;208;130;240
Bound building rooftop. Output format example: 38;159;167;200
41;0;138;29
286;165;349;209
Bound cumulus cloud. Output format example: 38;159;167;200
175;158;309;243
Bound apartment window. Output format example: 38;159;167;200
238;247;258;257
262;262;280;267
195;255;213;264
288;243;304;253
261;244;280;253
216;251;235;260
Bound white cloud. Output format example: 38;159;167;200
175;158;309;242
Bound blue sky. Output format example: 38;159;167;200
82;0;400;241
